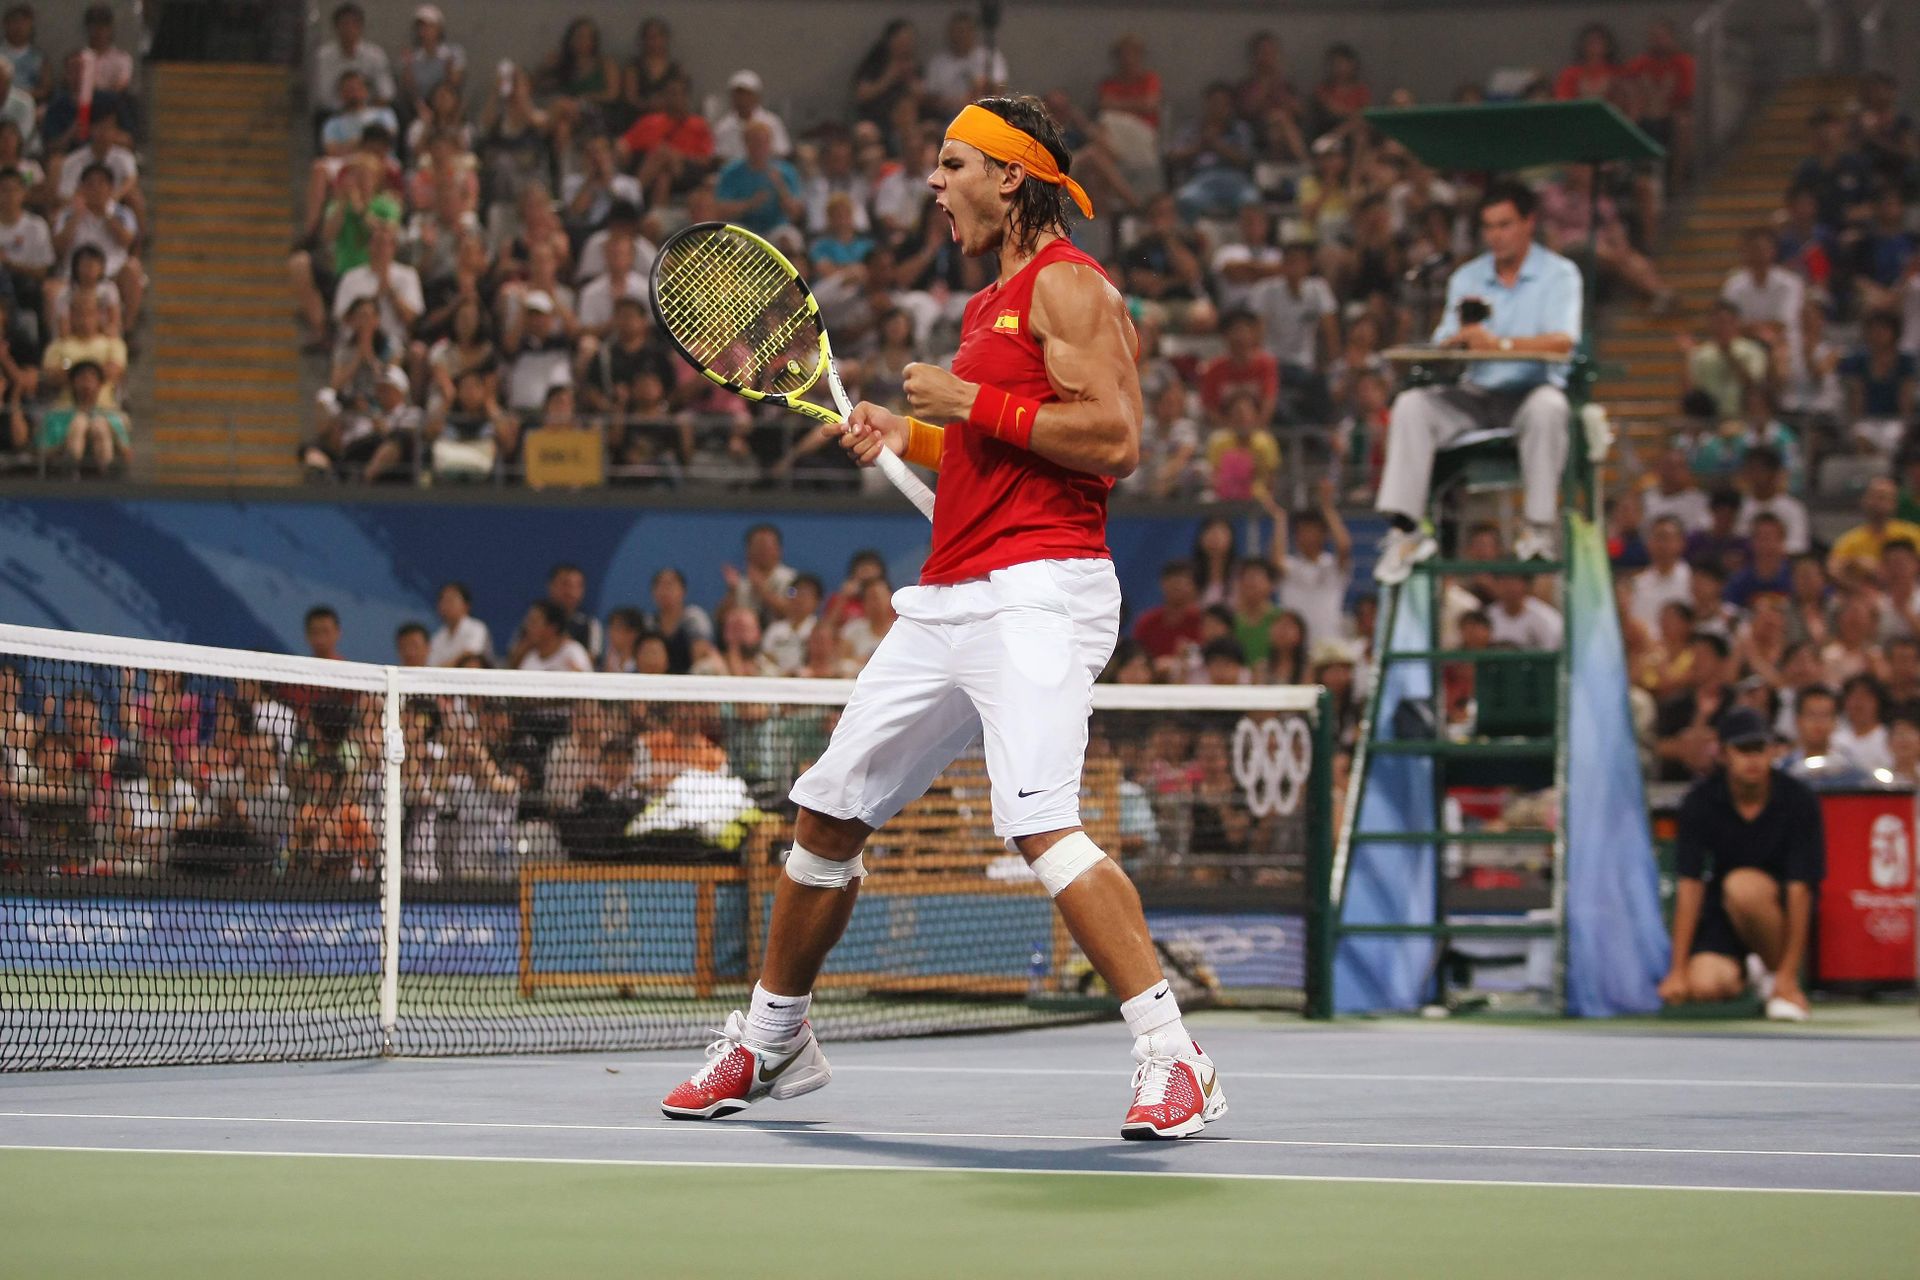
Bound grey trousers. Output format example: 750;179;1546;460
1373;383;1571;527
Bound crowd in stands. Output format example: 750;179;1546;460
289;6;1702;492
0;3;145;474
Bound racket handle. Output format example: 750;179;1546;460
875;445;936;522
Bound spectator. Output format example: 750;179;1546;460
1659;706;1820;1019
477;61;555;208
398;5;465;111
1785;555;1830;647
1234;31;1306;162
1537;163;1672;310
1129;377;1203;500
50;161;142;327
332;221;422;356
1170;81;1258;220
1734;446;1809;554
1832;673;1893;773
762;573;822;676
1624;19;1694;176
1488;574;1564;650
851;19;923;148
1885;635;1920;703
424;362;515;481
1792;107;1871;230
0;165;49;307
1732;590;1791;688
1630;516;1693;630
1774;185;1834;293
1680;300;1768;419
1875;540;1920;642
321;70;399;158
575;233;649;342
1725;512;1794;609
535;18;621;154
47;5;138;144
924;9;1007;117
312;3;393;114
1191;515;1238;607
620;17;682;120
1227;558;1284;671
1096;33;1164;192
1296;135;1354;250
1822;595;1880;687
514;600;592;673
1261;476;1352;648
1851;186;1917;315
1853;72;1917;192
39;289;123;403
841;576;895;668
357;366;427;483
1132;561;1205;676
1780;296;1843;422
0;6;43;104
1690;385;1804;495
35;355;124;472
1122;193;1215;333
508;562;602;667
1553;23;1625;104
1209;200;1282;313
1720;226;1804;354
1204;387;1280;500
502;291;573;414
1307;42;1370;138
1654;632;1734;782
711;69;791;163
645;567;712;674
1199;309;1278;423
723;523;798;626
427;581;491;666
1838;312;1916;458
621;74;713;210
1641;444;1711;534
1828;478;1920;587
562;133;642;244
1249;231;1338;416
1886;710;1920;785
1784;683;1865;784
394;622;430;667
714;119;803;242
305;606;343;660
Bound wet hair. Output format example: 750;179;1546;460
971;95;1074;255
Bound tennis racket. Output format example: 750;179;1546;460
649;221;936;521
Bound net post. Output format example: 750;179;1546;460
1304;684;1337;1019
378;664;405;1053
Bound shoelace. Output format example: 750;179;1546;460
688;1025;746;1089
1130;1055;1180;1108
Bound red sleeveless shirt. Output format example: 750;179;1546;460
918;237;1118;586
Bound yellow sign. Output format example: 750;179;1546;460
524;427;605;490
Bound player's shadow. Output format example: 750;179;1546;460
767;1127;1229;1179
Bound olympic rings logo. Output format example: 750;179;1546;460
1231;716;1312;818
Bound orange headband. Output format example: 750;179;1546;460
945;104;1094;220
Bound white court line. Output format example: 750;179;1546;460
4;1111;1916;1163
590;1063;1920;1092
3;1143;1915;1198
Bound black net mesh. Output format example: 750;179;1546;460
1;637;1324;1070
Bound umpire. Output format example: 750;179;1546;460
1658;706;1824;1020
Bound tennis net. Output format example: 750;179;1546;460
0;622;1332;1070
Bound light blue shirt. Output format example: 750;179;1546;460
1432;241;1582;390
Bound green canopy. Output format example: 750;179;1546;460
1361;100;1665;171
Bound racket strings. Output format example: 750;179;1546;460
657;231;822;396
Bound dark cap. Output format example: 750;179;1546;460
1717;706;1773;749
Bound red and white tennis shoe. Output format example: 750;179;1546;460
660;1011;832;1120
1120;1040;1227;1140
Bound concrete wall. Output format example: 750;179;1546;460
327;0;1704;131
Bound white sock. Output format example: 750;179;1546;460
1120;980;1192;1059
744;983;810;1049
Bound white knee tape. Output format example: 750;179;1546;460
784;843;866;889
1028;831;1107;898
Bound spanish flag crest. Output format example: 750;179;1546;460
991;309;1021;335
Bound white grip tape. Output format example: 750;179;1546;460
1027;831;1108;898
784;843;866;889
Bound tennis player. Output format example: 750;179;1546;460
662;95;1226;1140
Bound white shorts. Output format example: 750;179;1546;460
790;557;1121;841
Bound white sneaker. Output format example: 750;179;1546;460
1373;526;1438;585
1745;954;1776;1003
660;1011;832;1119
1513;526;1555;563
1765;996;1811;1023
1121;1038;1228;1140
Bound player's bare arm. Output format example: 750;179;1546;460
897;262;1141;478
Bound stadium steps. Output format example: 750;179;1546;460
144;62;303;486
1594;73;1858;482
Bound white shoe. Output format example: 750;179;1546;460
1373;526;1438;585
1765;996;1810;1023
1121;1038;1228;1140
660;1011;832;1119
1745;954;1776;1003
1513;527;1555;563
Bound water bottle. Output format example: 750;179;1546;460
1027;939;1048;1002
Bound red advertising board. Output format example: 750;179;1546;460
1814;791;1918;986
